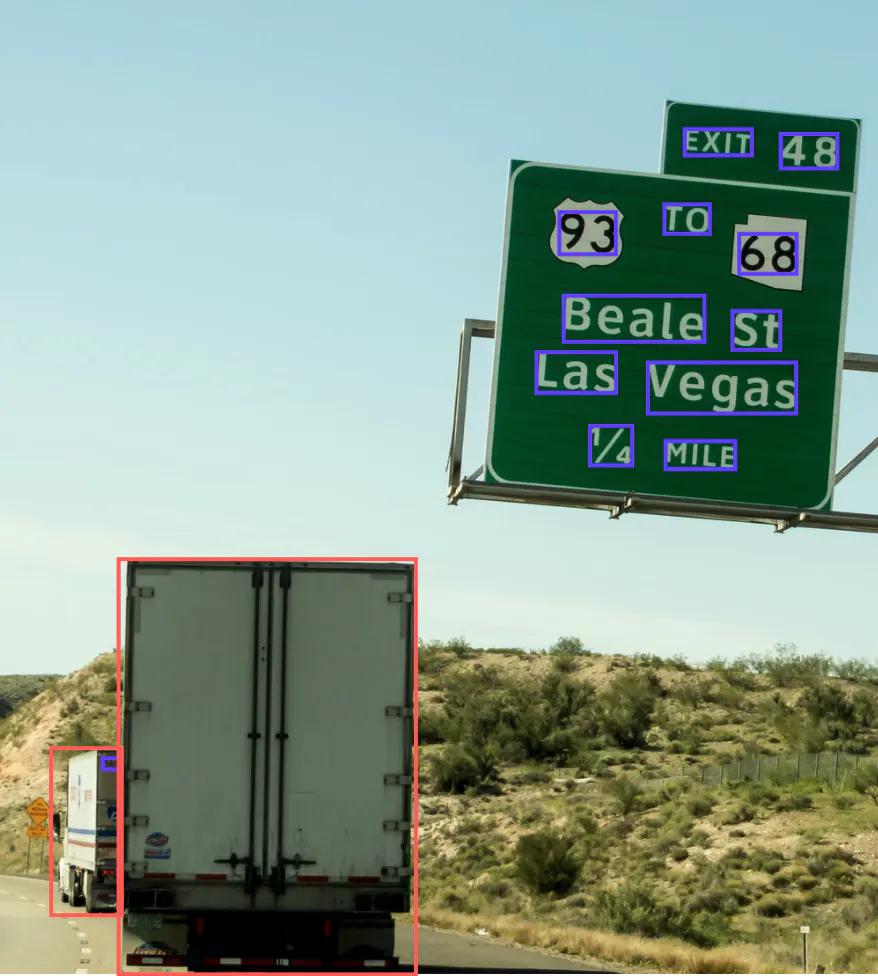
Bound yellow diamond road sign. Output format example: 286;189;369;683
26;797;49;824
26;824;48;839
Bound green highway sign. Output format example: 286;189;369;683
662;101;860;194
485;161;853;509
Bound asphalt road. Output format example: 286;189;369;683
413;923;615;973
0;874;116;974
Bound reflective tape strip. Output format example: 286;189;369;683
195;873;227;880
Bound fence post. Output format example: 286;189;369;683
797;753;801;783
701;766;705;784
756;756;761;782
835;752;840;782
720;765;724;785
816;753;820;782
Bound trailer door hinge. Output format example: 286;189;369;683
387;592;413;604
127;769;150;781
383;774;412;786
128;586;155;598
381;866;413;879
383;820;412;831
384;705;413;718
124;815;150;826
125;701;152;712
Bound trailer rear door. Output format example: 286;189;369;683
266;567;412;885
124;562;413;908
125;566;260;882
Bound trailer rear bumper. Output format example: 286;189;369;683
126;910;399;971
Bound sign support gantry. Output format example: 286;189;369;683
447;318;878;534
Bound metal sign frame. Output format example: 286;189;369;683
447;318;878;534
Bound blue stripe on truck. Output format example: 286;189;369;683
68;827;116;837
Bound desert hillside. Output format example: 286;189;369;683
0;652;117;874
419;638;878;974
0;674;59;719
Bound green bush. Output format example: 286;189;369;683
515;831;581;895
755;894;790;917
418;710;445;744
747;643;832;687
685;793;714;817
597;670;663;748
840;898;872;931
835;659;878;683
604;774;642;815
551;654;578;673
418;640;452;674
593;880;726;947
717;802;756;825
430;743;497;793
548;636;590;656
507;768;550;786
445;636;473;659
854;763;878;805
748;848;785;874
855;875;878;908
772;791;812;812
806;848;856;877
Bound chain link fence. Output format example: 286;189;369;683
645;750;874;790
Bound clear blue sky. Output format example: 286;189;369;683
1;0;877;673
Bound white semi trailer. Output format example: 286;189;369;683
55;748;118;912
123;560;414;971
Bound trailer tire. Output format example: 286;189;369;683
84;872;96;913
71;869;85;908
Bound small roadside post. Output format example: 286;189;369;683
800;924;810;973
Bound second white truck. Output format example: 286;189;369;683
55;748;118;912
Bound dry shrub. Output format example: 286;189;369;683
417;906;763;973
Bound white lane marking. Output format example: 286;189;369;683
67;919;78;926
17;895;28;900
35;902;46;907
75;969;89;974
80;947;92;955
